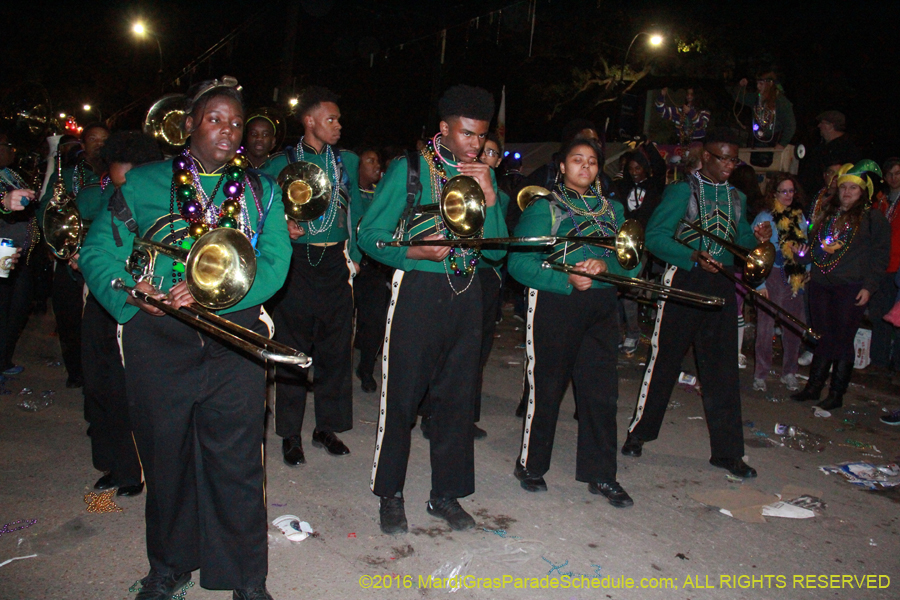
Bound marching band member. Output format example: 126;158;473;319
41;123;109;388
352;145;388;394
80;79;289;600
358;85;506;535
509;137;638;507
243;109;280;169
76;131;162;497
621;129;770;479
263;86;361;464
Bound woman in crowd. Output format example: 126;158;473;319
509;137;639;507
750;174;810;392
614;143;665;355
734;68;796;152
791;161;890;409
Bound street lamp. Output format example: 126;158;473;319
131;21;164;78
83;104;102;124
619;31;664;84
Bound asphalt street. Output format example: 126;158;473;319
0;304;898;600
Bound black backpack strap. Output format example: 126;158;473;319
107;188;138;247
246;169;263;203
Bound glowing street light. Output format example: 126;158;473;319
619;31;665;84
83;104;92;111
131;21;163;77
59;113;66;119
289;98;299;107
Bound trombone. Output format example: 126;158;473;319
119;227;311;365
673;235;821;344
376;180;644;270
541;262;725;307
678;218;775;284
276;161;333;222
111;279;311;366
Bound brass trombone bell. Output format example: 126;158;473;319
143;94;191;155
516;185;552;212
678;219;775;283
614;219;644;270
129;228;257;310
276;161;332;221
434;175;485;238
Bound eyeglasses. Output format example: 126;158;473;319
776;188;796;195
757;78;775;83
706;150;740;165
483;149;500;158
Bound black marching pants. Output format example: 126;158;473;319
0;263;33;370
628;266;745;459
371;270;482;500
51;262;83;380
475;267;502;422
82;294;141;484
354;258;391;377
518;287;619;483
270;243;354;437
122;307;268;590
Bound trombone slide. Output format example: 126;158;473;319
111;279;312;366
674;239;821;344
541;262;725;307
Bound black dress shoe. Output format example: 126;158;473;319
233;587;275;600
514;463;548;492
135;569;191;600
282;435;305;466
311;429;350;456
94;472;116;491
472;424;487;439
427;497;476;531
116;482;145;497
709;457;757;478
379;496;408;535
356;368;377;393
589;481;634;508
620;433;643;457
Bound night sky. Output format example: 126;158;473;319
3;0;899;157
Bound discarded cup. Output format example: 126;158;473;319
678;372;697;386
774;423;828;453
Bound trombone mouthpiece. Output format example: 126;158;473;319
111;278;125;291
376;240;386;249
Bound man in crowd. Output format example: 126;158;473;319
800;111;860;199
